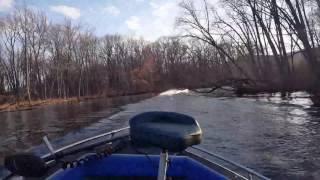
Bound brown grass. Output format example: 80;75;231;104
0;91;157;113
0;97;82;113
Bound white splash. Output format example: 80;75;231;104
159;89;189;96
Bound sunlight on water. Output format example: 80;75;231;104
290;108;307;116
257;91;313;108
289;98;313;107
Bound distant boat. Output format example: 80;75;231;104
4;111;269;180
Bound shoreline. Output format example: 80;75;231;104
2;86;313;113
0;97;88;113
0;91;158;113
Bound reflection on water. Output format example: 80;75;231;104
1;91;320;179
0;94;153;163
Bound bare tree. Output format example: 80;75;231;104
177;0;251;79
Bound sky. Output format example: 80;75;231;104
0;0;184;41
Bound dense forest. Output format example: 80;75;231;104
1;0;320;106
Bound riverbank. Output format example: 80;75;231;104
0;97;82;113
0;91;159;113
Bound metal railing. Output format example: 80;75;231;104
41;126;130;159
186;146;270;180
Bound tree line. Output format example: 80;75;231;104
1;0;320;104
0;8;228;104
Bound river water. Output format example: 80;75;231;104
1;90;320;179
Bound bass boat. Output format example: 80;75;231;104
4;111;269;180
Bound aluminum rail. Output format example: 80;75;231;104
186;150;248;180
41;126;130;159
188;146;270;180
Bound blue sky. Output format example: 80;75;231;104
0;0;183;41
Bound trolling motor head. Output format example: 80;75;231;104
130;111;202;180
129;111;202;152
4;153;48;178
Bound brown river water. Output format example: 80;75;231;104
1;90;320;179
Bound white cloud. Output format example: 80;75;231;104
104;5;120;16
148;1;179;39
50;5;81;20
125;16;140;30
122;1;180;41
0;0;13;11
150;1;176;18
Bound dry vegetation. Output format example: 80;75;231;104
1;0;320;109
0;97;80;112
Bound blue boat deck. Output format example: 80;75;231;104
50;154;226;180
